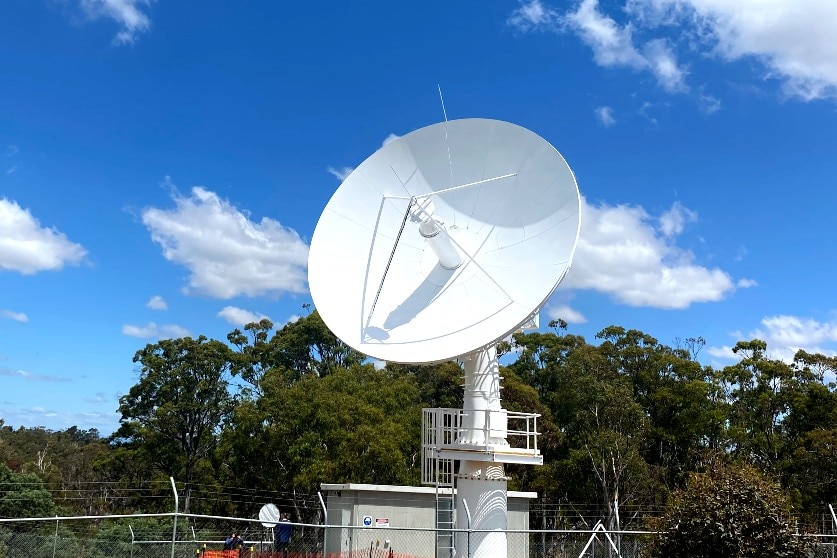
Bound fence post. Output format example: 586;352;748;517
463;499;473;558
319;491;328;558
170;477;179;558
52;516;59;558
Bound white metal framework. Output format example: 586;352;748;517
422;407;542;485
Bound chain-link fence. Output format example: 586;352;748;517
0;514;835;558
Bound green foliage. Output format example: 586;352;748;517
88;517;172;558
219;362;422;519
649;463;809;558
508;327;661;528
4;314;837;535
115;335;236;513
388;360;464;409
0;523;84;558
0;463;55;518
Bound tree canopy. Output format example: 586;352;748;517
1;311;834;540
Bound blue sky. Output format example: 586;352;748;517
2;0;836;434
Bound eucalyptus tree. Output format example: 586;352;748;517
721;340;792;469
227;311;365;395
115;335;235;513
779;350;837;516
507;328;655;530
597;327;726;486
220;363;422;521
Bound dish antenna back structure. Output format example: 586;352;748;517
309;118;581;558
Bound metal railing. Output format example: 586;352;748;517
422;407;541;484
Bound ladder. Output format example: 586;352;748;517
422;409;457;558
435;461;455;558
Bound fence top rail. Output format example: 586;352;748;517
0;512;652;534
1;513;834;540
0;512;175;523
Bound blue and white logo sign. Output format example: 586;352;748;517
362;515;373;526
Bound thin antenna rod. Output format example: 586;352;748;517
438;84;454;223
437;84;448;122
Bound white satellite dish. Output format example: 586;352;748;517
309;118;580;363
258;503;281;527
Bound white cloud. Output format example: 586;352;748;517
508;0;561;32
327;166;354;181
4;146;17;174
0;368;69;382
0;404;120;432
565;0;648;68
699;94;721;114
737;278;757;288
217;305;270;326
121;322;191;339
1;310;28;323
564;0;689;92
77;0;153;45
709;315;837;363
142;185;309;299
638;101;659;126
514;0;837;101
0;198;87;274
283;314;302;326
754;315;837;356
546;304;587;324
83;392;110;404
564;197;736;308
146;295;167;310
594;105;617;127
638;0;837;100
706;344;735;360
381;133;400;147
327;133;401;182
658;201;697;237
571;0;837;100
643;38;689;92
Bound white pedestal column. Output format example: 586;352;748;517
455;471;508;558
455;346;509;558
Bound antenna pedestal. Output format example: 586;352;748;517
455;475;508;558
422;347;542;558
456;347;509;558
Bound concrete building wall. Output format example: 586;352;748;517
322;483;535;558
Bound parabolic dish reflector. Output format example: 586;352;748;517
259;503;280;527
308;118;580;363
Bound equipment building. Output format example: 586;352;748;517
322;483;535;558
